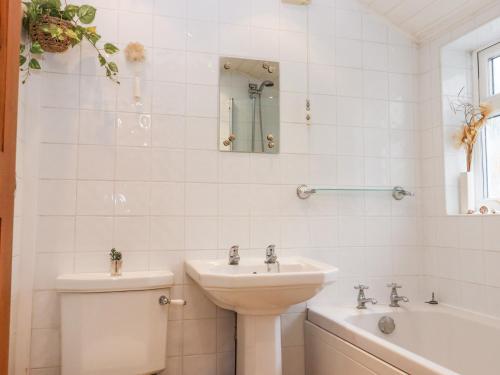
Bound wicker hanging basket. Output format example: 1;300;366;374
29;15;73;53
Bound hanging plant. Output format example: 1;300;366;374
20;0;120;83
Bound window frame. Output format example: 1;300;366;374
473;41;500;210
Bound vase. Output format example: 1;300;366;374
110;260;122;276
459;171;475;214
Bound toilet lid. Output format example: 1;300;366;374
56;270;174;292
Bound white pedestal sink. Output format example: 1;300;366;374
185;257;338;375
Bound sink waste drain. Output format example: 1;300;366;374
378;316;395;334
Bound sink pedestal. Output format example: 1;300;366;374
237;314;282;375
185;257;338;375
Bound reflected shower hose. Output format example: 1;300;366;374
251;96;256;152
258;93;265;152
250;94;265;152
250;80;274;152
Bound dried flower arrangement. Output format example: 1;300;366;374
20;0;120;83
124;42;146;102
124;42;146;63
450;89;492;172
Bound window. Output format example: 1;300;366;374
475;43;500;205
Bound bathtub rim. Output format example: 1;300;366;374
305;303;493;375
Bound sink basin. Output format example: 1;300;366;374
185;256;338;375
185;256;337;314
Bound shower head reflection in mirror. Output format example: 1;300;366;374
219;57;280;154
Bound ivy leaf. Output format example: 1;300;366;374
108;61;118;73
77;5;96;24
64;28;79;41
63;4;79;19
29;58;41;70
74;25;84;40
103;43;119;55
38;0;61;13
86;31;101;45
43;24;63;39
19;54;27;66
98;54;106;66
30;41;44;54
20;44;25;53
45;0;62;9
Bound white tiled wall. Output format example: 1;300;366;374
13;0;421;374
418;4;500;316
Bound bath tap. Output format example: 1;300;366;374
354;284;377;309
387;283;409;307
228;245;240;265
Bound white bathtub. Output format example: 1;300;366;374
306;303;500;375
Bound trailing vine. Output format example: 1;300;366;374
20;0;119;83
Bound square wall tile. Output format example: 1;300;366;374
39;144;77;179
78;145;115;180
36;216;75;253
76;181;114;215
75;216;114;251
38;181;76;216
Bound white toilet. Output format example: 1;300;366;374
56;271;175;375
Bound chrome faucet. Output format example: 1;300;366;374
264;244;280;272
265;244;277;264
387;283;409;307
228;245;240;265
355;285;377;309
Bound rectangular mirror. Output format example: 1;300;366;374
219;57;280;153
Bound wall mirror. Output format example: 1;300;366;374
219;57;280;153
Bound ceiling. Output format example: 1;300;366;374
360;0;499;42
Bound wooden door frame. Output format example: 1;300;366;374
0;0;22;372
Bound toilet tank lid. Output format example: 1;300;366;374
56;271;174;292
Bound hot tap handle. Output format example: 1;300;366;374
266;244;276;255
354;284;369;290
387;283;402;289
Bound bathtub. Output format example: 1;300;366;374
305;303;500;375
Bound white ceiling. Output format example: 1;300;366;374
360;0;499;42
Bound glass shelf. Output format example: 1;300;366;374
313;187;394;192
296;185;414;200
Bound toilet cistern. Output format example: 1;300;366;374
56;271;180;375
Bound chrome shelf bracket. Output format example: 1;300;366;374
297;184;316;199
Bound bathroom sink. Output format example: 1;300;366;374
185;257;337;314
186;256;337;375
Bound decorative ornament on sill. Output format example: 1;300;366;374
479;205;489;215
19;0;120;83
109;248;122;277
450;89;492;173
124;42;146;105
450;89;492;214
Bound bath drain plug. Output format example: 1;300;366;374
378;316;395;334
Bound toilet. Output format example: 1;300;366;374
56;271;175;375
